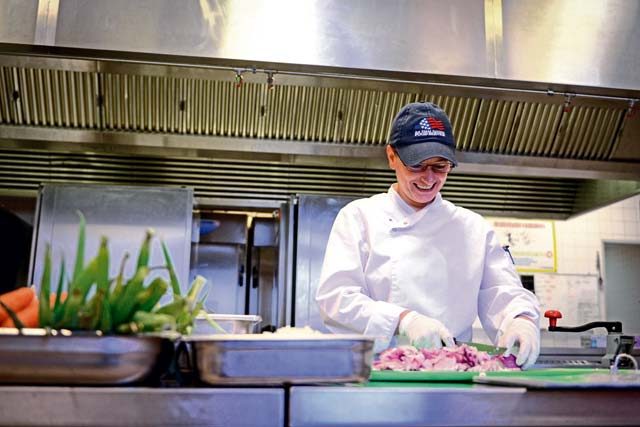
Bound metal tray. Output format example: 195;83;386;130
0;328;172;385
184;334;375;385
193;314;262;335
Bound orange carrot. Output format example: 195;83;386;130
1;295;39;328
0;287;35;323
49;291;68;308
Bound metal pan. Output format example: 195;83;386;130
184;334;375;385
193;314;262;334
0;328;172;385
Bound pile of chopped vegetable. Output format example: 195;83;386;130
1;211;207;335
372;344;519;372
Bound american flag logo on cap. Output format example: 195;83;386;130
419;117;446;132
414;116;447;138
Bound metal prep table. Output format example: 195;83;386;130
2;383;639;426
289;383;640;427
0;387;284;427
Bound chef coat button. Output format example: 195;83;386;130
403;221;408;225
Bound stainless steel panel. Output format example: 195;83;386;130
197;213;248;245
253;217;277;247
190;243;245;314
612;110;640;161
250;245;277;328
29;184;193;300
0;386;285;427
248;217;279;328
186;335;374;385
573;180;640;216
289;385;640;426
0;329;168;385
535;346;620;369
279;199;295;328
0;0;39;44
34;0;59;46
295;195;354;331
53;0;489;78
501;0;640;90
250;248;276;329
5;0;640;92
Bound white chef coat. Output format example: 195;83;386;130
315;186;540;349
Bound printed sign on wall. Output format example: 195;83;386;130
486;218;557;273
534;273;600;325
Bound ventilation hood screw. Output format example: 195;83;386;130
628;99;638;118
563;93;575;113
234;70;244;88
266;72;275;90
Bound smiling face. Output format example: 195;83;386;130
386;145;450;209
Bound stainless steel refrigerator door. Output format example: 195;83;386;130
29;184;193;302
294;195;356;331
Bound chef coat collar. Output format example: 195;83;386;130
387;185;443;229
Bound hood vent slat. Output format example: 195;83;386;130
0;148;579;217
0;65;627;162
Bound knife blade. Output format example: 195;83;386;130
454;340;507;356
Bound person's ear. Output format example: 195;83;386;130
386;145;396;169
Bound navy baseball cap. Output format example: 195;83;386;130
388;102;457;167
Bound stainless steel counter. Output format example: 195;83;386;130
2;383;639;426
289;383;640;426
0;387;284;427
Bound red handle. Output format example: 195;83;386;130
544;309;563;328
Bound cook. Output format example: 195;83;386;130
315;102;541;369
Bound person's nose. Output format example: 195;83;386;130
419;167;438;182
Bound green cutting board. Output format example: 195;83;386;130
475;369;640;389
369;368;603;383
370;370;477;382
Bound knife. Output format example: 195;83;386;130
454;339;507;356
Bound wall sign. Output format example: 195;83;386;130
486;218;557;273
534;273;600;325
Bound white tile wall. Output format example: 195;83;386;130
555;194;640;275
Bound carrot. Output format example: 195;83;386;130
0;287;35;323
49;291;67;308
1;296;39;328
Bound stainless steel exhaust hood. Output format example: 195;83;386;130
0;0;639;219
